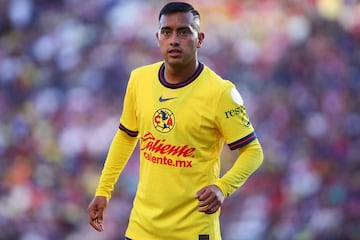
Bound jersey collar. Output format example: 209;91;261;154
158;62;204;89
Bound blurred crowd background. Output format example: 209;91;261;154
1;0;359;239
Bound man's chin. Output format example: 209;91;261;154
165;59;184;67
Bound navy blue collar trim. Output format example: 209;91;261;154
158;62;204;89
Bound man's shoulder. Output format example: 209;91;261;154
202;64;234;88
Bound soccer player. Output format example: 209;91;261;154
88;2;264;239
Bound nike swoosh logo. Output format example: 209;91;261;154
159;96;176;102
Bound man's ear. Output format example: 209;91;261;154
155;32;160;47
197;32;205;48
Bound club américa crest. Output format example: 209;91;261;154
153;108;175;133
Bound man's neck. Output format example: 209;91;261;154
164;61;199;84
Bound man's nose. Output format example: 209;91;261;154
170;33;180;45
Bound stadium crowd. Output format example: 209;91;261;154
0;0;359;239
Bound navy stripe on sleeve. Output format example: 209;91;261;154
119;123;138;137
228;132;257;150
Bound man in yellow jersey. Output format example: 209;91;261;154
88;2;264;239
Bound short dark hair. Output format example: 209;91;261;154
158;2;200;21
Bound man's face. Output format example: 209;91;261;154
156;12;204;68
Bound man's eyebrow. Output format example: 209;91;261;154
177;27;192;31
159;26;172;31
160;26;192;30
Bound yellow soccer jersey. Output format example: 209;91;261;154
119;61;257;240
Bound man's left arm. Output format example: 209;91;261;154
215;138;263;197
196;139;263;214
196;84;264;213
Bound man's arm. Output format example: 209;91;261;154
88;129;138;231
215;138;263;197
196;139;263;214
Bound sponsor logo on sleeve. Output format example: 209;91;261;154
224;105;250;126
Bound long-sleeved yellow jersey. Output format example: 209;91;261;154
96;61;263;240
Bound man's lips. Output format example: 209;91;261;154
168;48;182;57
